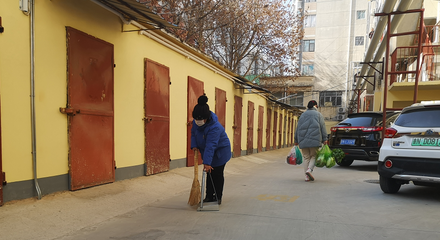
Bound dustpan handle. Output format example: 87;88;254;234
200;170;206;208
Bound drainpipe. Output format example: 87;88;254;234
30;0;42;200
345;0;354;109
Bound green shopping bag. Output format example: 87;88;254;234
295;146;303;165
315;145;335;168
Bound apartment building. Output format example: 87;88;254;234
297;0;378;120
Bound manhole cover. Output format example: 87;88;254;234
364;179;379;184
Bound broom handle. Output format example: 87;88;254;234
194;149;198;178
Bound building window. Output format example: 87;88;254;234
301;64;314;76
319;91;343;107
290;92;304;106
355;36;364;46
356;10;366;19
305;15;316;28
302;40;315;52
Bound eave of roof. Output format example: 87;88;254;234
92;0;178;29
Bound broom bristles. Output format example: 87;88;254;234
188;178;201;206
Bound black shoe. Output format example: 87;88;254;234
217;199;222;205
203;197;216;203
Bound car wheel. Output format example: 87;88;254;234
380;175;401;193
336;158;353;166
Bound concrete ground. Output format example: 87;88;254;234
2;148;440;240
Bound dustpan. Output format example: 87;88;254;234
197;170;219;211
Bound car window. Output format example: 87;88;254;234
394;108;440;127
338;116;376;126
377;113;400;128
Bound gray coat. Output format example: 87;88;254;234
294;107;328;149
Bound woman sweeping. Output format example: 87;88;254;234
191;94;231;205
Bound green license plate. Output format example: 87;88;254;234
411;137;440;146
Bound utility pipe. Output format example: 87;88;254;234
344;0;354;109
30;0;42;200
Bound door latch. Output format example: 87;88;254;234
59;107;80;116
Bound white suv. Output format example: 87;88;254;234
378;102;440;193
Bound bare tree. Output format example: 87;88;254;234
142;0;304;82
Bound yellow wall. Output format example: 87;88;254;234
373;90;382;111
374;83;440;112
0;0;299;185
0;1;33;181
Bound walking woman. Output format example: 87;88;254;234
294;100;328;182
191;94;231;204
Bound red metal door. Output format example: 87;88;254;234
257;105;264;153
65;27;115;190
215;88;227;128
266;108;271;151
278;113;283;149
233;96;242;157
144;59;170;175
246;101;254;155
186;77;204;167
273;111;277;149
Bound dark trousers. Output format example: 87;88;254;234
206;164;226;200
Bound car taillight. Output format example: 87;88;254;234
331;127;338;132
361;127;383;132
384;128;397;138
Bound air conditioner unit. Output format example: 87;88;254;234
338;107;345;113
337;115;345;121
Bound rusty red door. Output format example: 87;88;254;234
273;111;278;149
266;108;271;151
246;101;254;155
233;96;242;157
144;59;170;175
278;112;283;149
257;105;264;153
65;27;115;190
186;77;204;167
215;88;227;128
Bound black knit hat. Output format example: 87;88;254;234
192;94;210;120
307;100;318;109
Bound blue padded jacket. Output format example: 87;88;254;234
191;111;231;167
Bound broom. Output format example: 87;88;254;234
188;149;201;206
